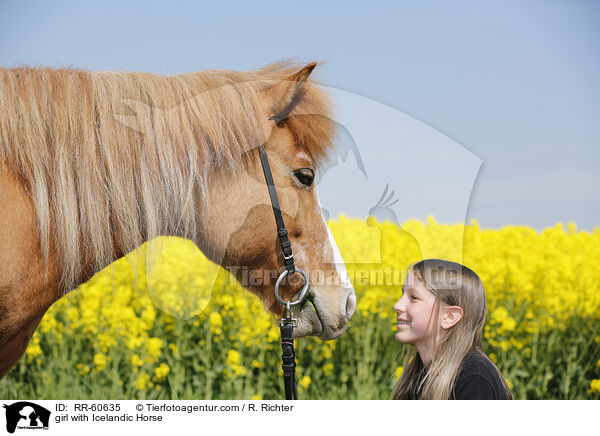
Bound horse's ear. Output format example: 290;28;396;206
261;62;317;123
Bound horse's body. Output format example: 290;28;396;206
0;62;356;379
0;162;65;377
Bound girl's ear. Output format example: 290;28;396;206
441;306;464;329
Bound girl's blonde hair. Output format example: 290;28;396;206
392;258;513;400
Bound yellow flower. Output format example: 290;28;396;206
226;350;247;377
590;379;600;394
93;353;107;371
209;312;223;335
134;373;150;390
209;312;222;327
227;350;241;367
323;363;334;376
506;378;514;390
395;366;404;379
491;307;508;323
502;317;517;332
131;354;143;367
299;376;311;389
144;337;163;364
26;337;43;362
153;363;170;381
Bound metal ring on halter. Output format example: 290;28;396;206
274;268;310;309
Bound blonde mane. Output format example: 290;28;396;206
0;61;335;293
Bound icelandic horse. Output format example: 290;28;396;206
0;61;356;378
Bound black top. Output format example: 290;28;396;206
409;352;509;400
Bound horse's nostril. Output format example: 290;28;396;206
345;292;356;321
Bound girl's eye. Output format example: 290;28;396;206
294;168;314;187
410;295;419;301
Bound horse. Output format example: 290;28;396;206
0;61;357;379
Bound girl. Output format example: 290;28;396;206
392;259;513;400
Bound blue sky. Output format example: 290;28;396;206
1;0;598;230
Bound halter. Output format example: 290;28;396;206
257;143;310;400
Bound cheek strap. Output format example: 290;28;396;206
257;144;296;274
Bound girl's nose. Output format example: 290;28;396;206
394;293;408;312
393;299;403;312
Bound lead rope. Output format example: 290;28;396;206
280;322;297;400
257;144;310;400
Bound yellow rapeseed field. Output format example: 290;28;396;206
1;216;599;399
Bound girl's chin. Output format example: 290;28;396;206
394;332;412;343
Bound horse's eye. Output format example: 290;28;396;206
294;168;314;187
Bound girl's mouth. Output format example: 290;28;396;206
396;321;410;326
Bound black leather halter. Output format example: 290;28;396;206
257;143;310;400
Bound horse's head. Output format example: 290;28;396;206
199;63;356;340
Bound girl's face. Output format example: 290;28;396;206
393;270;440;347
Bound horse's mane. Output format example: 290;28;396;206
0;61;335;293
